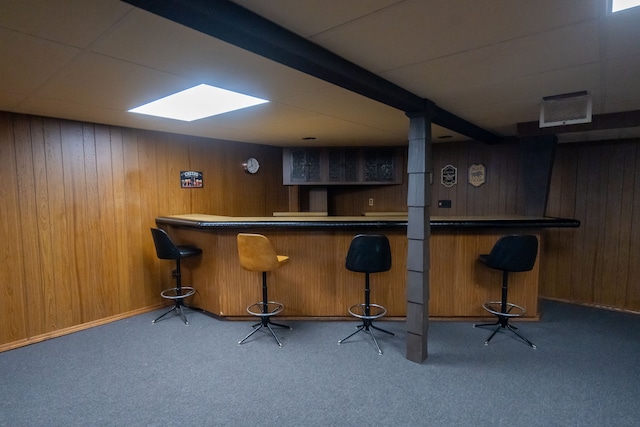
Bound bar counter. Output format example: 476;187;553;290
155;214;579;319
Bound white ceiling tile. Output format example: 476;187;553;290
0;0;132;47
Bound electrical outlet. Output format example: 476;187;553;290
368;198;374;206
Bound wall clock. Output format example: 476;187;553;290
243;157;260;174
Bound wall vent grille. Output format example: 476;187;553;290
539;91;592;128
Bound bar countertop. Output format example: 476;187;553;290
155;213;580;230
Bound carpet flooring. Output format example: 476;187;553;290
1;299;639;426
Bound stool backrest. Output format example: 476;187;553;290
150;228;181;260
346;234;392;273
237;233;281;272
484;235;538;272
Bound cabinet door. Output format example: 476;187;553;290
288;149;322;183
328;148;359;183
363;148;398;183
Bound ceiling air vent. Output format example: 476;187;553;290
539;91;592;128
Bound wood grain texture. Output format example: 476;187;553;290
0;112;288;348
543;139;640;312
165;225;539;318
2;108;640;351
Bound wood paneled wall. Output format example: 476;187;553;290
543;138;640;312
331;138;640;313
3;109;639;350
430;141;525;216
329;141;525;216
0;112;287;350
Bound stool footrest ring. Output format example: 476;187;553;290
247;301;284;317
482;301;526;318
160;287;195;300
348;303;387;320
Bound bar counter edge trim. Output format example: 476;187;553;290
155;216;580;229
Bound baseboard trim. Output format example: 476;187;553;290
0;304;165;353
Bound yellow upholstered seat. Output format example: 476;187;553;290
237;233;291;346
237;233;289;272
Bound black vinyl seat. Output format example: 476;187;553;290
150;228;202;325
474;234;538;348
338;234;395;355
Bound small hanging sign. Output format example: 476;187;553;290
180;171;203;188
441;164;457;187
468;164;486;187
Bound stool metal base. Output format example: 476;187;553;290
153;286;196;325
239;301;291;347
339;303;394;355
474;301;536;348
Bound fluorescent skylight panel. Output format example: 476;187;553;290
611;0;640;12
129;84;268;121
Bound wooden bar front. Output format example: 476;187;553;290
157;214;579;319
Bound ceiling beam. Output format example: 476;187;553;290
123;0;502;144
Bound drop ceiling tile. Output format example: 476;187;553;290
90;8;331;100
0;0;132;48
308;0;601;73
0;28;80;95
32;52;192;110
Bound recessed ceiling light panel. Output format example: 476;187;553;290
129;84;268;121
611;0;640;13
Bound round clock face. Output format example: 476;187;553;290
244;157;260;174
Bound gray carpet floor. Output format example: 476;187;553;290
1;299;639;426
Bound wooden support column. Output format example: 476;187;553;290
406;107;434;363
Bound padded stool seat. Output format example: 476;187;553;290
474;234;538;348
150;228;202;325
338;234;394;355
237;233;290;347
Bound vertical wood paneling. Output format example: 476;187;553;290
3;107;640;350
136;131;163;304
627;144;640;311
616;142;636;307
13;115;45;338
60;120;86;328
543;139;640;313
82;123;103;321
123;129;153;308
0;112;288;350
599;143;625;306
428;141;521;217
29;117;55;336
95;124;118;316
0;113;27;344
43;118;70;332
108;127;130;312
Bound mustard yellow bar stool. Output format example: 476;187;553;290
150;228;202;325
237;233;291;347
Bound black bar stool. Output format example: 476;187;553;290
338;234;395;355
150;228;202;325
237;233;291;347
474;234;538;348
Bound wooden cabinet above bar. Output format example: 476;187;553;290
282;147;404;185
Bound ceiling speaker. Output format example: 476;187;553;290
539;91;592;128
